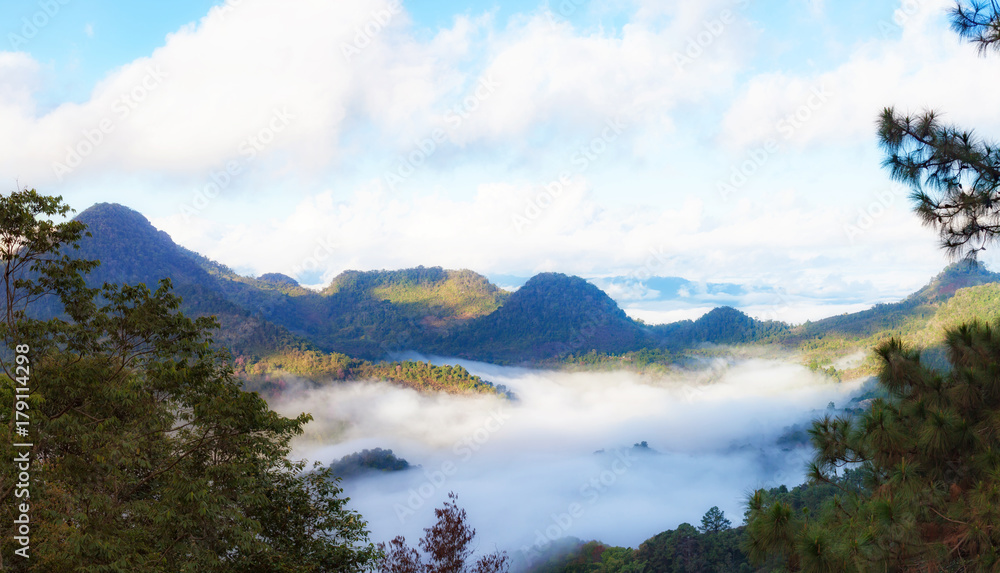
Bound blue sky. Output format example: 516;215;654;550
4;0;999;323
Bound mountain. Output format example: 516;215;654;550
788;261;1000;378
650;306;789;348
70;204;511;359
74;203;215;288
62;203;1000;379
790;261;1000;342
68;204;662;366
907;260;1000;304
57;204;508;395
433;273;656;362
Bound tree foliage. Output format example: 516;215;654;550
878;2;1000;259
378;492;509;573
0;189;378;572
746;324;1000;571
700;507;733;535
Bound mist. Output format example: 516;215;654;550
268;355;866;565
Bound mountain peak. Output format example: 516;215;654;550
440;271;650;362
72;202;210;288
258;273;299;287
908;260;1000;304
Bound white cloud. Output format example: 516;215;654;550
0;0;759;188
721;0;1000;149
152;171;944;310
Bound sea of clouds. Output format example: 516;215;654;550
269;355;867;567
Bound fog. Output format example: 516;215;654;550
269;356;866;565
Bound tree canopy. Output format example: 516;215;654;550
0;189;378;571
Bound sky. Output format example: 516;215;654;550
5;0;1000;323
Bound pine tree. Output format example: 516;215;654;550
746;324;1000;571
878;2;1000;258
699;507;732;535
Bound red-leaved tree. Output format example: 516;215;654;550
379;493;509;573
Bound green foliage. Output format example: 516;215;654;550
529;510;751;573
527;541;643;573
746;324;1000;571
0;189;97;348
951;0;1000;53
0;192;378;572
701;507;733;534
878;2;1000;258
328;448;411;478
437;273;654;363
636;523;749;573
240;354;506;398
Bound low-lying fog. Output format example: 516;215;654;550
269;355;867;565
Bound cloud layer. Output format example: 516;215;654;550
270;357;867;557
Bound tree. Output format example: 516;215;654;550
878;2;1000;259
746;7;1000;566
0;189;378;571
378;492;509;573
746;325;1000;571
699;507;732;535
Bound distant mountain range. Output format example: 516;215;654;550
63;203;1000;382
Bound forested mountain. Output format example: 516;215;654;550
790;261;1000;376
790;261;1000;341
67;204;505;395
64;204;1000;378
68;204;663;366
431;273;656;362
652;306;790;347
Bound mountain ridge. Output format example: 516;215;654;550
66;203;1000;378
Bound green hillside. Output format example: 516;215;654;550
66;203;1000;380
68;204;507;396
788;261;1000;377
652;306;790;347
434;272;655;363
